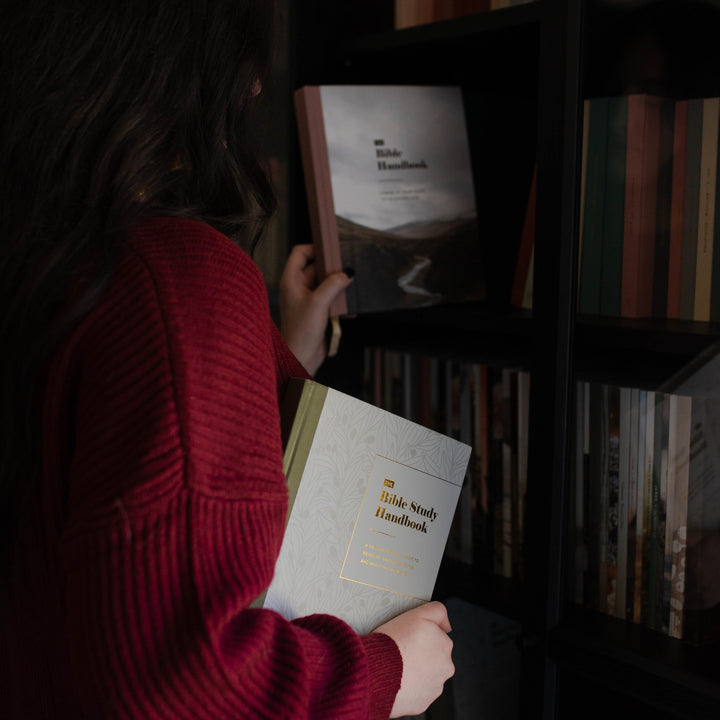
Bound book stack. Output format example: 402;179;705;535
572;379;720;643
363;348;530;581
578;94;720;322
394;0;537;29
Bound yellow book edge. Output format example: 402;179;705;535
251;379;328;609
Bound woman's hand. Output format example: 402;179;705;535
373;601;455;718
278;244;352;375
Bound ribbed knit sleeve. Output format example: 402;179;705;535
55;217;402;719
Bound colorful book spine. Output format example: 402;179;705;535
633;390;647;623
616;387;631;619
626;388;640;620
652;99;676;317
693;97;720;321
668;395;692;639
680;98;703;320
667;100;689;319
621;94;662;319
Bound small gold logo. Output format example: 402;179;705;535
384;478;394;488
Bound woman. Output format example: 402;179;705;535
0;2;454;718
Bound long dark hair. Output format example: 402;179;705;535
0;0;277;572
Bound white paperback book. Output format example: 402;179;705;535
262;378;472;634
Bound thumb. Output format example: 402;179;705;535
313;270;353;306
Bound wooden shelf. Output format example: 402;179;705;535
549;607;720;718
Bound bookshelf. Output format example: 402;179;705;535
280;1;720;717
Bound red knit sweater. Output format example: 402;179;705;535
3;217;402;719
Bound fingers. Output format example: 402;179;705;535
287;243;315;267
412;600;452;632
375;602;455;717
312;270;353;307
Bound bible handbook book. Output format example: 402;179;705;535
262;378;472;634
294;84;485;318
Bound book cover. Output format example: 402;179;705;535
294;84;484;317
263;378;471;634
621;94;662;319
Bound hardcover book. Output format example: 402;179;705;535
294;84;484;318
621;93;662;319
262;378;471;634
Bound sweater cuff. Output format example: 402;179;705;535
361;632;403;720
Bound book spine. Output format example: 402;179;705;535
579;97;609;316
458;365;474;565
586;383;604;611
501;368;515;578
490;369;505;576
616;387;631;618
471;364;491;567
622;94;661;319
577;99;591;308
641;391;655;624
600;96;628;317
667;100;689;319
652;99;676;318
573;381;588;604
693;97;720;321
510;167;537;309
293;87;347;317
711;101;720;322
669;395;692;639
648;393;669;631
633;390;647;623
604;386;620;615
626;388;640;620
662;394;679;633
516;370;530;581
680;98;704;320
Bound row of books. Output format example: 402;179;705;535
578;93;720;322
394;0;537;29
571;380;720;643
362;348;530;579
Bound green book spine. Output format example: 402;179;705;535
600;96;628;317
579;97;609;316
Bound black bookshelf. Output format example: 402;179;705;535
289;1;720;717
